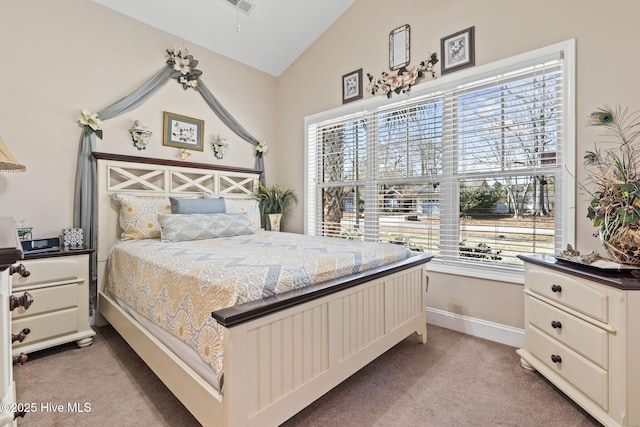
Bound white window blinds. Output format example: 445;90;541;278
305;40;575;276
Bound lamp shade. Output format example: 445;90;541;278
0;136;26;172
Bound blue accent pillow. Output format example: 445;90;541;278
169;197;226;214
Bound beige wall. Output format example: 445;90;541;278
3;0;640;332
0;0;277;236
278;0;640;329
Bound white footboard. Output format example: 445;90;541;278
94;153;430;427
221;263;427;427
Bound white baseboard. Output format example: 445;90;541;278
426;307;524;348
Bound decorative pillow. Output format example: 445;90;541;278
224;198;261;229
170;197;226;214
112;193;171;240
158;212;256;242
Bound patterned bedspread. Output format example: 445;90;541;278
105;231;413;389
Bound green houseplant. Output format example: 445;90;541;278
585;105;640;265
255;184;298;231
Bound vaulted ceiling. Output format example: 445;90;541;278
93;0;356;76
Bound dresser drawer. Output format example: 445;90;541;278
11;283;79;319
528;324;608;410
527;267;608;323
12;257;80;289
528;295;608;368
12;308;80;348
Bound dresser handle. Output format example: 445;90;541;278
551;320;562;329
551;284;562;293
11;328;31;344
14;410;26;420
9;292;34;311
9;263;30;277
551;354;562;363
12;353;28;366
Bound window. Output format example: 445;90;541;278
305;41;575;280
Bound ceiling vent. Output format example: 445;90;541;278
223;0;256;15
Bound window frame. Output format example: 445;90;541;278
304;40;576;284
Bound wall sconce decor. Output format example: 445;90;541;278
0;136;26;172
129;120;153;150
212;135;229;159
179;149;191;160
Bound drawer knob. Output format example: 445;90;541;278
551;320;562;329
11;328;31;344
9;263;30;278
9;292;34;311
12;353;28;366
551;284;562;293
551;354;562;363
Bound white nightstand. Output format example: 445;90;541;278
11;249;95;355
518;254;640;427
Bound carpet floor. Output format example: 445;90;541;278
13;324;602;426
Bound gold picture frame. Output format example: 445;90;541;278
162;112;204;151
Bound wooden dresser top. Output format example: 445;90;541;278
519;254;640;291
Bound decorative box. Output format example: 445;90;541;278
63;228;84;250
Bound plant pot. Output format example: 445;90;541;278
268;213;283;232
602;225;640;265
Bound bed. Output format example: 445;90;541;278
94;152;432;427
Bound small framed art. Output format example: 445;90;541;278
163;112;204;151
342;68;363;104
440;26;475;75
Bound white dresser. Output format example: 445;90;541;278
0;218;25;427
518;255;640;427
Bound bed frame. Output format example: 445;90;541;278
94;152;431;427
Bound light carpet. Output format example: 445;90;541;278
14;325;601;426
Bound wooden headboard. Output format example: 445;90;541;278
93;152;261;295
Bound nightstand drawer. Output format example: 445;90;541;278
527;267;608;323
11;283;79;319
528;324;608;410
12;257;80;288
12;308;80;348
528;295;608;368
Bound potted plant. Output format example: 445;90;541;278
254;183;298;231
585;105;640;265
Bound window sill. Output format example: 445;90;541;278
425;259;524;285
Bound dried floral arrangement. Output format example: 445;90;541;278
585;105;640;265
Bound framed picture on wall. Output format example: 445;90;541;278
163;112;204;151
440;26;475;74
342;68;363;104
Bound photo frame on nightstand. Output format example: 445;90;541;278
63;227;84;250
